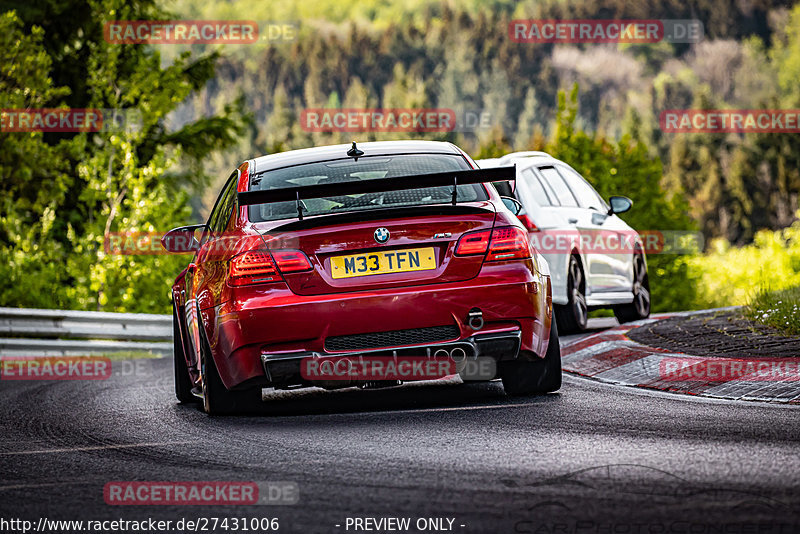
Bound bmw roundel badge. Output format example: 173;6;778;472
374;227;390;244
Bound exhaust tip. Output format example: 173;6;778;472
450;347;467;364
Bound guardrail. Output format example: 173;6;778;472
0;307;172;357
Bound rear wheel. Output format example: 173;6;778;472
172;304;196;404
199;322;262;415
500;318;561;395
555;255;588;334
613;253;650;323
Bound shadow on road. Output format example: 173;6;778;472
177;378;563;419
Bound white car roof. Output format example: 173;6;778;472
475;151;560;170
474;158;502;168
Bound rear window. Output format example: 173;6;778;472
248;154;485;222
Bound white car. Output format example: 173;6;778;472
476;151;650;333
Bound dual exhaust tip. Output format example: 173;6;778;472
432;308;485;365
433;346;468;364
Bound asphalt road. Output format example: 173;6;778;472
1;319;798;533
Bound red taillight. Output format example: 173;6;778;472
486;227;532;261
272;250;313;273
228;248;312;286
455;230;491;256
229;250;280;286
517;214;539;232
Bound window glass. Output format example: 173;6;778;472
538;172;561;206
491;180;514;198
521;168;551;206
556;165;606;211
208;173;237;234
248;154;484;222
537;166;578;207
218;178;238;232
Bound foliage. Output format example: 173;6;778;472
0;2;246;313
174;0;800;245
686;217;800;309
171;0;783;39
747;286;800;336
4;0;800;317
0;11;79;309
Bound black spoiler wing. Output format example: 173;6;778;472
237;166;516;208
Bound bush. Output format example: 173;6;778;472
747;286;800;335
686;217;800;308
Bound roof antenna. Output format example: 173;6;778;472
347;141;364;160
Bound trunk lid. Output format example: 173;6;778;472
256;202;496;296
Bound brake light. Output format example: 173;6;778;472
517;214;539;232
455;230;491;256
272;250;313;273
486;227;532;261
229;250;280;286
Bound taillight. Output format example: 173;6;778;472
486;227;532;261
272;250;313;273
517;214;539;232
229;250;280;286
455;230;491;256
228;248;312;286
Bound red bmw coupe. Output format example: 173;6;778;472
164;141;560;414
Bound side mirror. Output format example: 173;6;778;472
608;196;633;215
501;196;523;215
161;224;206;253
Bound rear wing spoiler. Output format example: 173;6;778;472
237;166;516;216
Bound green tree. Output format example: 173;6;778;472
0;11;79;308
1;1;247;312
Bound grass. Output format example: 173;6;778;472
588;309;615;318
746;286;800;336
100;350;166;361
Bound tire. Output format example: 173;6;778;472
173;304;196;404
555;255;588;334
613;253;651;324
500;317;562;395
198;320;262;415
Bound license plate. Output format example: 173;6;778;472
330;247;436;279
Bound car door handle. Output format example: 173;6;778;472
568;218;578;224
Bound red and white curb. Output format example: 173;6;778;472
561;311;800;404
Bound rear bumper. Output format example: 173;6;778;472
262;330;522;387
201;260;552;389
